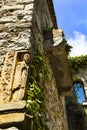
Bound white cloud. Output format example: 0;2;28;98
67;31;87;57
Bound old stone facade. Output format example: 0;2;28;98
0;0;72;130
73;66;87;113
73;66;87;99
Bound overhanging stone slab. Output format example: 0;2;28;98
0;101;26;112
44;29;72;94
82;102;87;105
43;29;63;50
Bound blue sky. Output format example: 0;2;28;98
77;87;85;103
53;0;87;103
74;83;85;103
53;0;87;56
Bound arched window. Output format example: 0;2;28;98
73;81;86;103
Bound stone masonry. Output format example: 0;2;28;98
73;66;87;113
73;67;87;99
0;0;72;130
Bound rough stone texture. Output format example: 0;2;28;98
0;0;72;130
43;29;63;49
0;101;26;111
0;113;25;125
0;50;30;103
44;56;69;130
0;0;33;74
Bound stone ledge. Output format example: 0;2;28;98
0;113;25;125
82;102;87;105
44;29;72;95
0;127;19;130
43;29;63;50
0;101;26;112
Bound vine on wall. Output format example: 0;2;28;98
26;49;48;129
63;39;72;56
69;55;87;75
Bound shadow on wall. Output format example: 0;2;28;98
43;29;72;95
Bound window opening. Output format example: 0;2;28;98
73;82;85;103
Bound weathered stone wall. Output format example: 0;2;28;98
0;0;71;130
30;1;70;129
0;0;34;76
0;0;34;129
73;66;87;99
73;66;87;115
44;58;69;130
30;0;54;52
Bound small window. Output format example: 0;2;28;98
73;82;85;103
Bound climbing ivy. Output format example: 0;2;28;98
26;49;48;129
42;26;56;33
68;55;87;75
42;27;55;36
63;39;72;56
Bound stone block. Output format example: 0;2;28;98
0;113;25;125
13;10;33;17
0;32;8;39
24;3;34;10
21;15;32;22
5;22;31;30
7;45;27;50
0;101;26;111
1;5;24;12
0;40;7;46
0;16;17;24
0;0;16;6
11;36;30;45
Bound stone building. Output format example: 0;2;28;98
71;59;87;113
0;0;72;130
66;56;87;130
